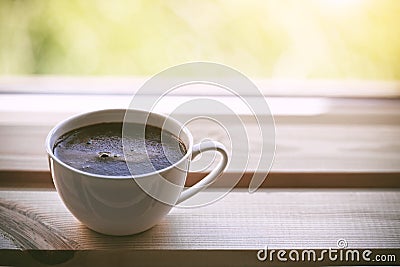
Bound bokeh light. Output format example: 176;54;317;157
0;0;399;80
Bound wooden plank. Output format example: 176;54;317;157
1;249;399;267
0;96;399;188
0;189;399;250
0;116;399;174
0;171;399;188
1;189;399;266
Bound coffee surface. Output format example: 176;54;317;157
53;123;187;176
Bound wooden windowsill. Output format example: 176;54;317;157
1;95;399;187
0;78;399;265
0;171;399;189
0;188;399;266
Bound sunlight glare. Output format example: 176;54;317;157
317;0;365;9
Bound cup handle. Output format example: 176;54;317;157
176;140;228;204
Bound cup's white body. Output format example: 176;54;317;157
46;109;192;236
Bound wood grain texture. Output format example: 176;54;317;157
1;117;399;174
1;171;399;189
0;198;80;250
0;189;399;250
1;109;399;188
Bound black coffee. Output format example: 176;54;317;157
53;123;187;176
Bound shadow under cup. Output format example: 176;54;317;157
46;109;193;236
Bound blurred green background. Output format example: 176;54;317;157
0;0;399;79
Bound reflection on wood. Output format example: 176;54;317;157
0;198;79;250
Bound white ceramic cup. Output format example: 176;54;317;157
46;109;228;236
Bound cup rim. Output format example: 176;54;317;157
45;108;194;180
